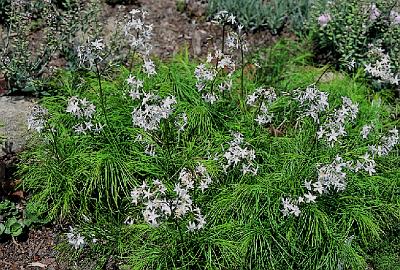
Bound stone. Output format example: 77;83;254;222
0;96;37;154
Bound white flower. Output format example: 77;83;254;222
369;4;380;20
143;58;156;76
91;39;104;51
187;221;197;232
318;13;331;27
365;46;399;85
129;90;141;100
227;14;236;25
143;208;159;227
304;180;312;191
202;93;218;104
281;197;301;217
360;124;373;139
66;227;85;250
132;95;176;131
304;192;317;203
390;11;400;25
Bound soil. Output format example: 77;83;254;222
0;0;292;269
0;227;60;270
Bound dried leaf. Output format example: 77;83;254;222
27;262;47;268
11;190;25;199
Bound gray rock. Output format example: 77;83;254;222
0;96;37;154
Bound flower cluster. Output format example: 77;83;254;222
123;9;153;56
126;74;144;100
76;38;105;68
225;25;248;53
354;153;376;176
130;165;211;230
317;96;359;145
369;3;381;21
66;96;103;134
368;128;399;157
247;87;277;126
281;156;349;217
223;132;257;175
293;85;329;123
66;227;85;250
365;46;399;85
122;9;156;77
27;105;49;133
194;50;235;103
212;10;237;26
390;11;400;25
131;94;176;131
317;13;331;27
282;126;399;217
360;124;373;139
143;58;156;76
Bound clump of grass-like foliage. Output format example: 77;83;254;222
18;34;399;270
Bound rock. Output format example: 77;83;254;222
0;96;37;154
192;29;207;56
318;71;344;83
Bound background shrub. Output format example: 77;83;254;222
310;0;400;73
207;0;322;34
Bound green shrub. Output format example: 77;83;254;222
310;0;400;80
208;0;322;34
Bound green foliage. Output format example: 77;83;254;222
310;0;400;72
0;1;59;95
208;0;321;33
0;0;105;95
0;0;10;24
0;199;46;238
254;38;313;85
20;42;399;269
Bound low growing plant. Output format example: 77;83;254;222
19;10;399;270
0;199;46;238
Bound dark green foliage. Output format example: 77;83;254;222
208;0;322;33
0;0;10;24
310;0;400;72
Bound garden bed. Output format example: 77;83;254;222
0;1;399;270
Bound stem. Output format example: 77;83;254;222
95;62;111;129
169;201;185;266
49;127;60;162
315;64;332;85
222;24;226;54
240;42;245;105
209;69;223;95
